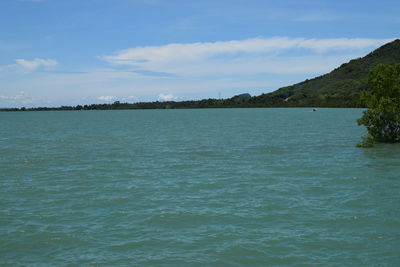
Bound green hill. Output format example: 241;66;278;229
250;39;400;107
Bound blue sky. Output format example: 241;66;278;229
0;0;399;107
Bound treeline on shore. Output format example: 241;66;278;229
0;94;361;112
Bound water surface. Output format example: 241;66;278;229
1;108;399;266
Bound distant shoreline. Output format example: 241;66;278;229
0;99;363;112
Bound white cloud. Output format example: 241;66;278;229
15;58;57;70
100;37;394;76
101;37;393;64
0;91;35;105
158;93;177;101
0;92;25;100
98;95;115;101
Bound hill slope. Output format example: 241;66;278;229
250;39;400;107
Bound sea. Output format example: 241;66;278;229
1;108;399;266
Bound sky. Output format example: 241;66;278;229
0;0;399;107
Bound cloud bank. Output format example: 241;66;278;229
100;37;393;76
158;93;177;101
15;58;57;70
98;95;115;101
0;91;34;105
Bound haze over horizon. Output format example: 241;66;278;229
1;0;399;108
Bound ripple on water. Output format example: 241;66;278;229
1;109;399;266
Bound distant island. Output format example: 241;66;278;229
1;39;399;112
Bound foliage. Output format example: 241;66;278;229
356;134;375;148
260;39;400;107
357;63;400;144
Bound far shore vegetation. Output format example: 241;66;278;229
357;63;400;147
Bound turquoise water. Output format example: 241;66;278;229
1;108;399;266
